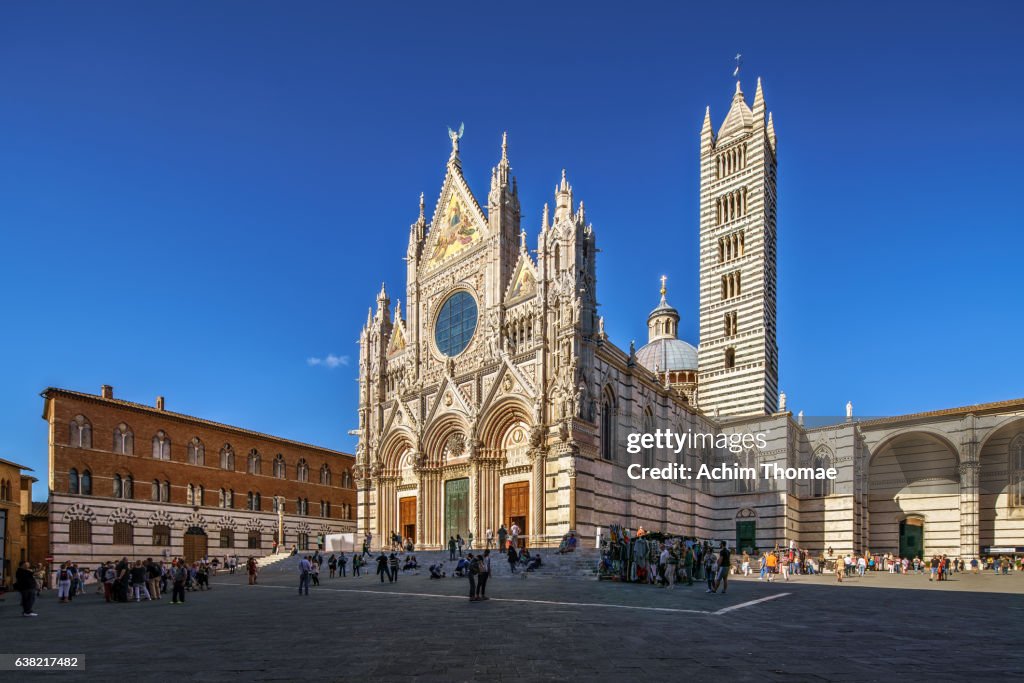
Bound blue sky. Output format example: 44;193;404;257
2;2;1022;497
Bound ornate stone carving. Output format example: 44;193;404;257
106;506;138;525
62;502;97;523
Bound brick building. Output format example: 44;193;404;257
0;457;35;588
42;386;356;570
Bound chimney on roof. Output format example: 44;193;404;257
156;396;165;411
101;385;113;399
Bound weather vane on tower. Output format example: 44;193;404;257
733;53;742;78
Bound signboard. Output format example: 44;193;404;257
981;546;1024;554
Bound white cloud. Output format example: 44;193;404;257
307;354;349;369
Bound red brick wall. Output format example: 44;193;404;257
46;391;356;519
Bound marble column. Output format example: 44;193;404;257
959;461;980;558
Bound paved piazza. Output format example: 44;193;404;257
1;557;1022;681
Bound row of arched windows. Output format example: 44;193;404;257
718;230;745;263
67;521;264;548
0;478;12;501
716;143;747;179
715;187;748;225
721;271;742;300
67;414;354;486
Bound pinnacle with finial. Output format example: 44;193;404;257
501;131;508;161
660;275;667;297
418;192;425;221
520;229;527;251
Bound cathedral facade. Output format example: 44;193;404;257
355;80;1024;559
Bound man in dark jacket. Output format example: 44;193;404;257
15;561;38;617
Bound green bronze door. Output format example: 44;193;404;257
736;521;756;554
899;518;924;559
444;478;469;543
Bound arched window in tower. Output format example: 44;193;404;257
151;479;160;501
187;437;205;465
724;347;736;369
220;445;234;471
81;470;92;495
642;408;655;468
320;464;331;486
296;459;309;483
248;449;261;475
113;424;134;455
274;454;286;479
601;389;616;461
68;468;80;494
124;475;133;499
187;483;195;506
219;488;227;508
812;447;834;497
113;473;122;498
70;415;92;448
197;485;205;506
254;492;261;510
247;491;254;511
1010;435;1024;507
161;480;171;503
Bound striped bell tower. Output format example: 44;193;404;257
696;78;779;416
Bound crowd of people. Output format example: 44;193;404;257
11;555;246;617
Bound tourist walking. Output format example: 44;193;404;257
388;552;399;582
328;554;337;578
468;531;474;550
477;549;491;599
467;553;479;601
352;553;361;577
448;536;458;561
299;555;312;595
56;562;73;603
15;561;39;617
171;560;187;604
510;523;520;548
456;534;465;557
485;528;493;549
310;558;320;586
497;524;508;550
507;544;519;573
376;553;390;583
339;551;348;577
247;556;258;585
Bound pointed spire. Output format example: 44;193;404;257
753;77;765;110
766;112;777;150
541;202;550;231
501;131;508;162
701;105;714;147
418;192;425;222
393;299;402;323
520;229;527;252
577;200;585;224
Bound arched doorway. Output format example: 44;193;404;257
183;526;208;563
899;516;925;559
868;430;959;556
503;481;529;547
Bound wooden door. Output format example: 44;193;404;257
399;496;416;543
503;482;529;548
183;527;208;563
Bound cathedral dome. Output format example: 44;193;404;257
637;337;698;373
638;276;698;372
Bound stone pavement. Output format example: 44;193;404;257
1;561;1022;682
